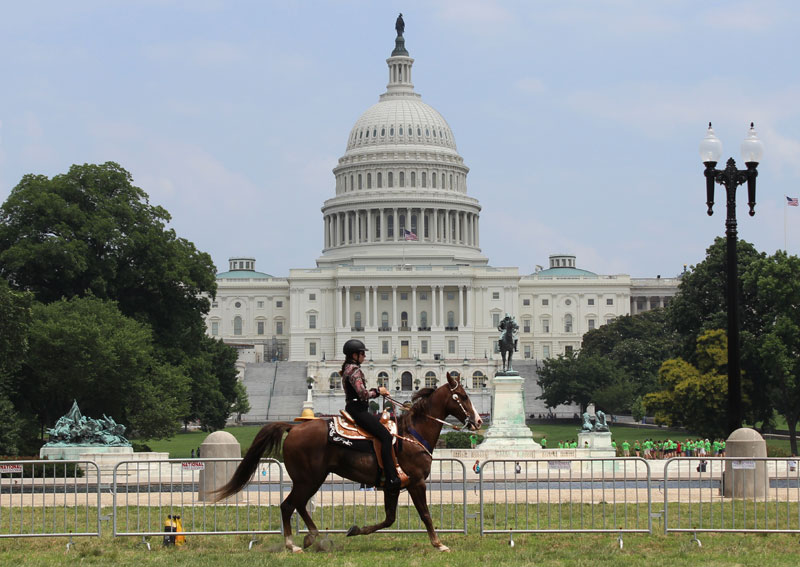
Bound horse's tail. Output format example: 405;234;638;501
213;422;295;501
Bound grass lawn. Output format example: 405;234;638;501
1;529;799;566
136;422;794;458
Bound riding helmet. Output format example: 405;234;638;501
342;338;368;357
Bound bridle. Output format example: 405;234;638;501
383;379;475;432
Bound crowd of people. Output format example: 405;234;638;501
615;438;726;459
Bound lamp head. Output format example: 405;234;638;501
741;122;764;164
699;122;723;164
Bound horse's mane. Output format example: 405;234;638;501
397;387;436;433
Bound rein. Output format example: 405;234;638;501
382;383;471;432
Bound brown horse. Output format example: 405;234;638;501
215;372;482;552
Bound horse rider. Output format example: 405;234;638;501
341;338;401;492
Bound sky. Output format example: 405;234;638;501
1;1;799;279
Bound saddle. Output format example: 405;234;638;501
332;410;410;488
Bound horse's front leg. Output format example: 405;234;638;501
346;488;399;537
407;482;450;552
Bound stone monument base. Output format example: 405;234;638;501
40;445;134;461
577;431;616;458
480;370;541;450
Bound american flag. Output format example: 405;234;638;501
787;196;799;207
403;229;418;241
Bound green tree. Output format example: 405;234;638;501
183;336;241;431
742;250;800;454
537;350;620;413
665;237;770;427
581;309;677;400
643;329;728;439
0;279;34;454
0;162;217;357
18;296;190;439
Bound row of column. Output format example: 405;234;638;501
324;208;479;249
337;285;473;331
630;296;668;315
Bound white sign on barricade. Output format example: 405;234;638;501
181;461;205;471
0;464;24;474
731;460;756;470
548;460;571;470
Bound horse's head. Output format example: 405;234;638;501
443;372;482;431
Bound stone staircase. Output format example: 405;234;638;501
239;361;308;422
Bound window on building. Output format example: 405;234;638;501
542;299;549;306
257;301;264;308
276;300;283;308
377;371;389;388
329;372;341;390
309;342;317;356
420;292;427;300
420;311;428;328
492;291;500;300
233;316;242;336
492;313;500;327
400;292;408;300
523;298;530;306
447;292;454;300
606;317;616;325
565;345;574;356
354;293;361;301
382;340;389;355
381;312;389;329
354;312;362;329
588;319;595;330
388;172;394;187
421;339;428;354
276;321;283;335
411;171;416;186
400;311;408;328
399;171;405;187
472;371;485;389
309;293;316;301
543;345;551;358
425;371;437;388
212;301;218;308
367;173;372;189
523;319;531;333
447;311;455;327
378;172;383;188
606;298;614;305
235;301;242;308
564;314;573;333
542;319;550;333
358;174;362;190
524;344;531;359
211;321;219;336
588;298;595;306
422;171;427;187
448;339;456;354
309;314;316;329
257;321;264;335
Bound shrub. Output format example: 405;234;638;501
441;431;482;448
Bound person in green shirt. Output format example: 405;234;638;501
558;440;564;449
622;440;630;457
634;440;641;457
540;437;547;449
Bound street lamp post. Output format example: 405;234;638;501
699;122;764;434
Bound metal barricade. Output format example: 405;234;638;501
295;458;468;534
0;460;101;539
112;458;283;538
479;458;652;535
663;456;800;534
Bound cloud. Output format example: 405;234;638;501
515;77;545;95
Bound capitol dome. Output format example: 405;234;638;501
317;28;486;267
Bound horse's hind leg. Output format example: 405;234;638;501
346;488;399;537
281;484;324;552
407;482;450;552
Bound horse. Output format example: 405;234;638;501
498;320;517;372
214;372;482;553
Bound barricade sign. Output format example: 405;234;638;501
548;460;571;470
731;460;755;470
0;464;23;474
181;461;205;471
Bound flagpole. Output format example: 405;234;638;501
785;195;788;252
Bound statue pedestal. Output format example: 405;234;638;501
577;431;616;458
479;371;540;449
40;445;133;461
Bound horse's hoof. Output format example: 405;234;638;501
303;533;316;548
346;525;360;537
289;545;303;554
435;544;451;553
315;538;334;552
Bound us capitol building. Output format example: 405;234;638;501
205;27;678;420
